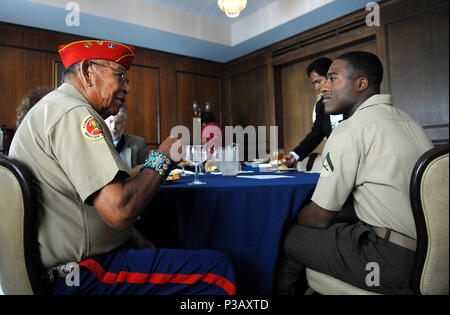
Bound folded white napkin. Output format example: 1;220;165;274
170;168;195;175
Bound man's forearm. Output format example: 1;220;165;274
95;136;181;230
121;168;162;217
296;202;336;229
296;199;357;229
94;168;162;230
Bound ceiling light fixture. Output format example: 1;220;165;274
218;0;247;18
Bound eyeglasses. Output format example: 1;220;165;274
89;61;129;85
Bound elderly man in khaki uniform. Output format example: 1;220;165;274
274;51;433;295
9;40;236;295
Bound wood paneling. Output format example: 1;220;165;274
384;1;449;143
230;66;272;128
126;65;160;144
229;65;274;158
0;46;56;129
0;46;24;129
175;71;221;141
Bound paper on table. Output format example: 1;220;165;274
237;175;295;179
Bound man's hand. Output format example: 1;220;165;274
284;153;297;167
157;136;182;162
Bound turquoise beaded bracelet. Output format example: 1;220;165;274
142;151;172;184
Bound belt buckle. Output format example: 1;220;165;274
383;228;392;243
60;263;76;275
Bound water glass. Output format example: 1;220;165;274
185;145;207;184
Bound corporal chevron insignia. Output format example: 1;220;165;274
320;152;335;177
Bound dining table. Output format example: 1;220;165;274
137;171;320;295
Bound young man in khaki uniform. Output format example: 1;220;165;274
9;40;236;295
274;51;433;295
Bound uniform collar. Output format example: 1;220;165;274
58;82;90;105
356;94;393;112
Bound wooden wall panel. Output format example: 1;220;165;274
0;46;23;129
175;71;222;141
21;50;56;92
230;66;272;128
229;65;274;158
0;46;56;129
126;65;160;145
384;2;449;144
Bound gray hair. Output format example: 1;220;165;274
117;104;128;120
62;62;81;82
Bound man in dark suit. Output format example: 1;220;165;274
284;58;343;167
105;104;148;169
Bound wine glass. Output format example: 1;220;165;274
185;145;207;185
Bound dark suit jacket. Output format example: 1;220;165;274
292;97;332;161
116;134;149;168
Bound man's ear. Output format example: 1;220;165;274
356;77;369;92
80;59;93;87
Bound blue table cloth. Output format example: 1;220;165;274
138;172;319;295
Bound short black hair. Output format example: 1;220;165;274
201;112;215;125
335;51;383;89
306;57;332;77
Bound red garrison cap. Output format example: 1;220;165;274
58;40;136;70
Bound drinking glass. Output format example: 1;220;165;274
185;145;207;185
217;144;240;176
271;148;285;172
278;149;286;166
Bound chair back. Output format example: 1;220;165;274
0;156;48;294
410;144;449;295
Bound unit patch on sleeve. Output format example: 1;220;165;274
81;115;105;141
320;151;335;177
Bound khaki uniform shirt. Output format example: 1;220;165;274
312;94;433;239
9;83;132;268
